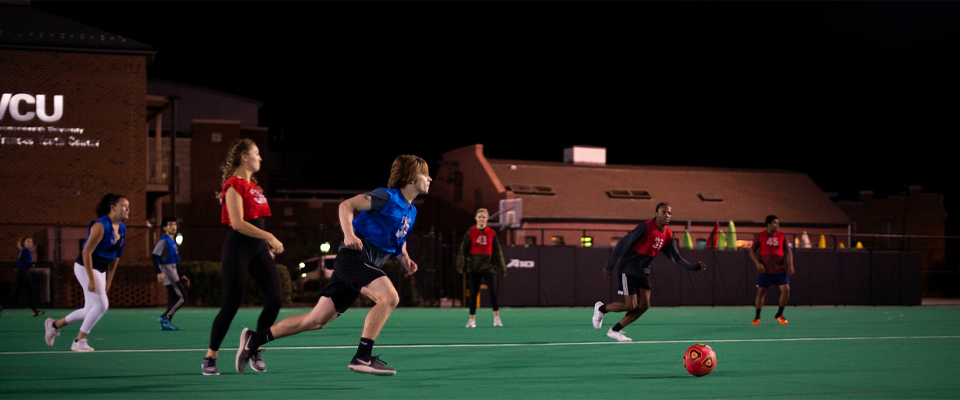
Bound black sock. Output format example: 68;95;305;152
776;307;784;318
612;323;624;332
755;309;761;320
599;305;608;314
356;337;375;359
252;329;275;348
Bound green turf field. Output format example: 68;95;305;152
1;306;959;399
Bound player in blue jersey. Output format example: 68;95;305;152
44;193;128;352
235;155;429;376
1;237;44;318
153;217;189;331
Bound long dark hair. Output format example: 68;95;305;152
96;193;126;218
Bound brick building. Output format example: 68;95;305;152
1;4;155;265
431;144;852;247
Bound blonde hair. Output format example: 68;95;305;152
218;139;258;199
17;237;30;249
387;155;428;189
476;208;489;216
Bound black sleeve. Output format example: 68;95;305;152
368;188;391;213
456;233;470;271
605;222;646;272
492;232;506;276
663;239;700;271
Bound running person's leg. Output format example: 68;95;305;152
238;248;395;375
357;276;400;342
601;274;649;342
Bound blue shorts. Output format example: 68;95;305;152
757;272;789;288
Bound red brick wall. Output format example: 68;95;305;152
0;49;149;262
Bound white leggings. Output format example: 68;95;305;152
65;263;109;334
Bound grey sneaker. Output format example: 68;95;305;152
44;318;60;347
235;328;254;374
348;354;397;376
71;338;95;352
250;348;267;372
202;357;220;376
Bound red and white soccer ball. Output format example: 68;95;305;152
683;343;717;377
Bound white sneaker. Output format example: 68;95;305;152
606;329;632;342
465;319;476;328
71;338;95;352
493;317;503;327
592;302;605;330
44;318;60;347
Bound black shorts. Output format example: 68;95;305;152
617;273;650;296
319;248;387;315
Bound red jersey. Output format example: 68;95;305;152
221;176;272;226
468;226;496;255
631;219;673;257
752;230;787;273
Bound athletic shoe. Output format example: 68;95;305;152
250;348;267;373
465;319;476;328
44;318;60;347
606;329;632;342
751;319;761;325
71;338;94;352
33;310;45;317
592;301;605;330
348;354;397;376
159;316;180;331
202;357;220;376
235;328;254;374
776;316;789;325
493;316;503;327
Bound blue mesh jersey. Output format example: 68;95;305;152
348;188;417;267
152;234;181;265
75;215;126;272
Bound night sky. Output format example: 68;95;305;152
31;1;960;233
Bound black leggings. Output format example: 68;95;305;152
468;272;499;315
2;269;38;311
208;221;282;351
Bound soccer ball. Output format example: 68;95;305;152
683;344;717;377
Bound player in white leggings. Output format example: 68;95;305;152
45;194;128;352
64;264;110;334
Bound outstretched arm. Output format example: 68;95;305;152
664;239;706;271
